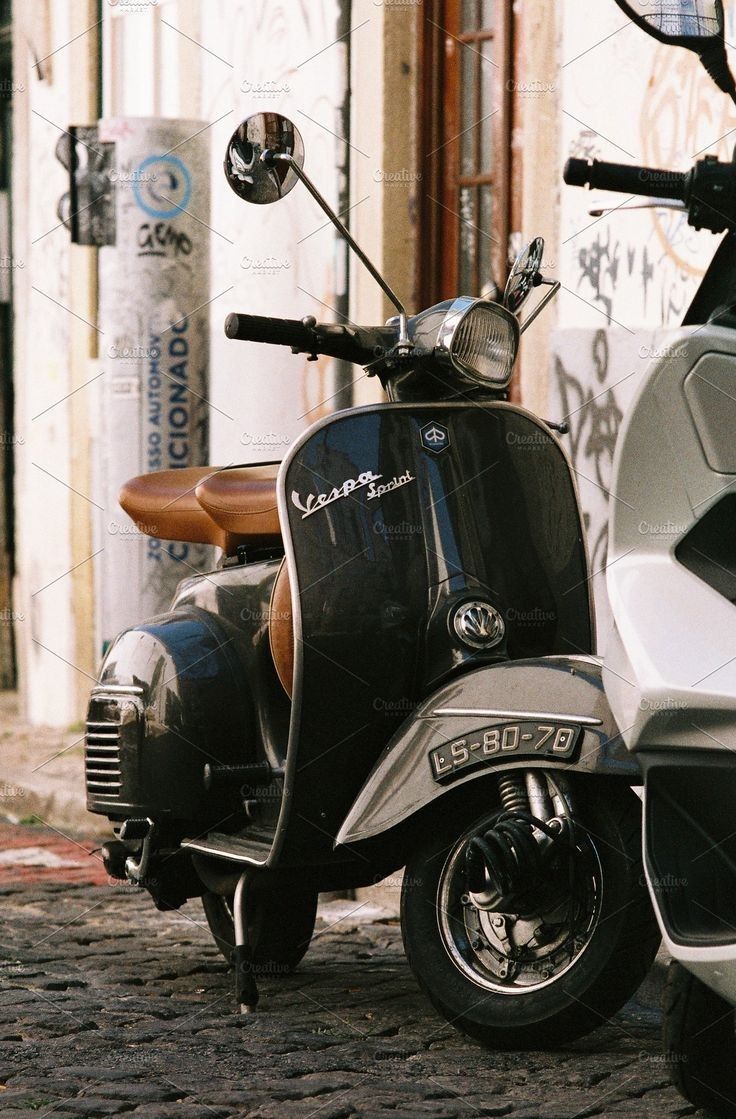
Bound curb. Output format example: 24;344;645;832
0;779;108;838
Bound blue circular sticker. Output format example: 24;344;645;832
132;154;192;219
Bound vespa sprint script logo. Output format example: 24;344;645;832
291;469;416;519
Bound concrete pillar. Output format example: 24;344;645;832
515;0;562;421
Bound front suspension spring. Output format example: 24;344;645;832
497;773;529;814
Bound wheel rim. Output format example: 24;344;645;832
437;794;603;996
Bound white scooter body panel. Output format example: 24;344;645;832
604;324;736;751
604;324;736;999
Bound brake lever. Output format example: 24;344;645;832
588;198;688;218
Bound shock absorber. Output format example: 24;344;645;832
498;773;529;814
465;771;569;910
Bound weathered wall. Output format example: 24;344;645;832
349;0;419;408
196;0;351;457
12;2;87;725
14;0;731;723
550;2;733;650
103;0;349;473
12;0;348;724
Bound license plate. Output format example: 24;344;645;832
429;721;582;783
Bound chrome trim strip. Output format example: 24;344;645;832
91;684;144;696
181;838;268;867
432;707;603;726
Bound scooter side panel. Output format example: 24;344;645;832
336;655;637;846
173;560;292;772
86;560;291;837
605;326;736;749
88;604;258;823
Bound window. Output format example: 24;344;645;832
418;0;514;306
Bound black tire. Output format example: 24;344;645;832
401;776;660;1049
202;886;318;976
664;960;736;1116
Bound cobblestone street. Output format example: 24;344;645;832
0;823;693;1119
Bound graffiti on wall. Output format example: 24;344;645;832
568;31;736;328
550;326;665;646
555;329;621;580
557;21;736;644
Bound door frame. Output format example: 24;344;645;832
416;0;515;308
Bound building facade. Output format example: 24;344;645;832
3;0;730;723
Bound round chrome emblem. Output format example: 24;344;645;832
452;601;505;650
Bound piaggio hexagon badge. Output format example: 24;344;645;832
420;421;450;454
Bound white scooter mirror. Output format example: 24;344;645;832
612;0;736;101
224;114;305;205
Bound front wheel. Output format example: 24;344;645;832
401;776;660;1049
663;960;736;1116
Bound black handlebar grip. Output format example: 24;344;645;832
563;157;688;202
563;158;592;187
224;312;316;350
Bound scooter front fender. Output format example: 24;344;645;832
336;655;638;846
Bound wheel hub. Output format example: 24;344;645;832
439;817;603;994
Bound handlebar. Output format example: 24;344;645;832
225;312;394;366
225;313;318;350
564;153;736;234
564;158;688;202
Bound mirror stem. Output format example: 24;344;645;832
699;41;736;103
264;151;411;349
518;280;560;336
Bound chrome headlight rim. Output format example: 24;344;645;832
435;297;520;389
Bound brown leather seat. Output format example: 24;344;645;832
119;467;229;548
195;465;280;543
119;464;281;550
269;559;294;697
119;465;293;696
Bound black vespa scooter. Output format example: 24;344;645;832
86;112;659;1048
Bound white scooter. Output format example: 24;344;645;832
565;1;736;1112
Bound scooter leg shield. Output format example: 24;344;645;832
336;655;639;850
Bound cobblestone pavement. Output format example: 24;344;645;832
0;824;694;1119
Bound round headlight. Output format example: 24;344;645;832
437;298;519;388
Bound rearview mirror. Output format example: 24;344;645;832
224;114;305;205
614;0;722;42
612;0;736;101
504;238;545;314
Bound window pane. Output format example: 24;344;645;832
419;0;510;307
479;186;495;296
460;46;477;176
459;186;478;294
462;0;480;32
479;46;495;172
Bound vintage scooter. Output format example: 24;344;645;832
85;111;660;1047
564;0;736;1112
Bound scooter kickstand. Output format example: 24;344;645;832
232;870;259;1014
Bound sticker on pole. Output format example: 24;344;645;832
133;155;192;219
